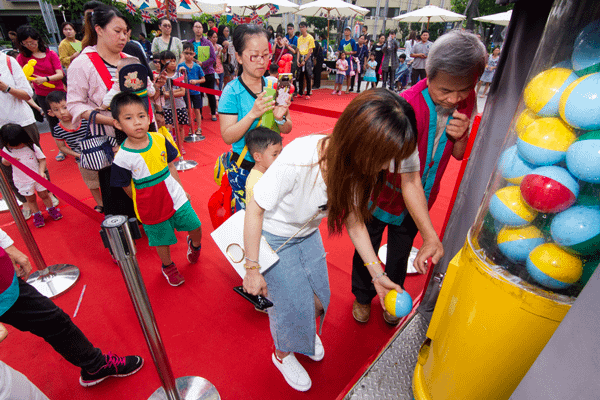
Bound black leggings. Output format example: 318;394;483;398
200;73;217;116
382;67;395;89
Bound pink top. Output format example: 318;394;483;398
214;43;224;74
17;50;65;96
336;59;348;73
66;46;131;136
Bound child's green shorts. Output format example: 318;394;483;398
143;201;201;247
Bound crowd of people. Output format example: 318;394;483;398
0;3;491;395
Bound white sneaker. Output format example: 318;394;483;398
308;335;324;362
272;353;311;392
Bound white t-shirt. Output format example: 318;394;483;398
2;144;45;186
253;134;420;237
0;229;14;249
0;54;35;127
253;135;328;238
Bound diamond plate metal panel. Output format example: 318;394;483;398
345;313;429;400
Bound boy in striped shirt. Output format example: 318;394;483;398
47;90;114;213
109;92;202;287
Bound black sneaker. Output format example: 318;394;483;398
80;352;144;387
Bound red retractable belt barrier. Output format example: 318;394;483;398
171;78;344;119
0;150;105;224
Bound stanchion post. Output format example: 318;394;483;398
100;216;220;400
0;166;79;298
168;77;197;171
180;68;205;143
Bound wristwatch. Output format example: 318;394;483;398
275;115;287;125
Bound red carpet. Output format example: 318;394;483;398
0;88;459;399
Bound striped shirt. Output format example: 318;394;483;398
52;119;90;154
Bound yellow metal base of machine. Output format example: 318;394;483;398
413;236;573;400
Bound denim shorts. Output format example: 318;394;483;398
335;74;345;84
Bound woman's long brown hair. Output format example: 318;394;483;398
321;88;418;234
81;11;96;50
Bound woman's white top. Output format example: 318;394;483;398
253;134;420;238
0;54;35;127
253;135;328;238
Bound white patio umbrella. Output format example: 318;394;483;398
128;0;226;15
295;0;370;43
474;10;512;26
392;5;466;29
228;0;299;17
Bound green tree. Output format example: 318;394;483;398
46;0;143;27
305;16;330;39
451;0;513;30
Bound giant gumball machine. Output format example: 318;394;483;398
412;2;600;399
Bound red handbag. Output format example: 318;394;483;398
208;173;233;229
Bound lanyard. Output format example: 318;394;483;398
421;88;451;198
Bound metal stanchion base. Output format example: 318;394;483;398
27;264;80;298
174;160;198;171
184;134;205;143
0;198;22;212
148;376;220;400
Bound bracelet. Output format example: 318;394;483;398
46;76;50;82
244;264;260;270
245;256;259;264
4;86;10;93
364;260;382;267
371;271;387;283
275;115;287;125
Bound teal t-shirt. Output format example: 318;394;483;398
218;76;280;162
0;274;19;317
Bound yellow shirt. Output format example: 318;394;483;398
297;34;315;56
245;168;263;203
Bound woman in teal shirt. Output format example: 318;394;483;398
218;24;292;212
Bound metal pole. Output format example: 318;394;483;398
374;0;381;35
0;166;79;298
168;77;197;171
101;216;220;400
180;68;205;143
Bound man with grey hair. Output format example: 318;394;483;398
351;29;486;326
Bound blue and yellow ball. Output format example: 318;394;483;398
384;289;413;318
497;225;545;263
498;145;536;185
489;186;537;226
515;109;539;137
571;20;600;76
523;68;579;117
551;206;600;256
559;73;600;131
517;117;576;166
520;166;579;213
526;243;583;290
566;130;600;183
